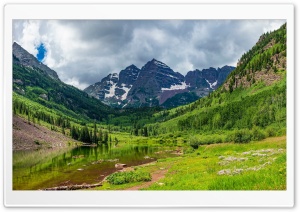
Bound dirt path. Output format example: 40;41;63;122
126;168;168;190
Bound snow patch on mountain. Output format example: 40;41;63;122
161;81;189;91
122;100;130;108
111;73;119;78
153;60;170;69
105;82;116;98
164;74;179;79
205;79;218;89
121;86;131;100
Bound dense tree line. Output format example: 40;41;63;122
13;96;114;144
70;123;110;144
177;83;286;132
13;98;71;128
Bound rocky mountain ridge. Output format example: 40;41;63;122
13;42;59;80
84;59;235;108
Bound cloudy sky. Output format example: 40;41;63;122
13;20;285;90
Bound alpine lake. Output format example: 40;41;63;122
13;142;179;190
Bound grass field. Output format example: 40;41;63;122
94;136;286;190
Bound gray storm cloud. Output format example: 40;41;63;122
13;20;286;90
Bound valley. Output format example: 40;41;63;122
12;23;287;190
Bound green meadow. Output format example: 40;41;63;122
93;136;286;190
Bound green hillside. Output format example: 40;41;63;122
13;63;116;122
144;24;286;144
161;92;200;108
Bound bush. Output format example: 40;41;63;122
251;126;266;141
189;136;200;149
233;129;252;143
276;128;286;136
265;126;276;137
184;147;195;154
106;171;151;185
202;135;222;144
225;132;235;143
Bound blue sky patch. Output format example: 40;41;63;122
36;43;46;62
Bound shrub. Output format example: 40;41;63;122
225;132;235;143
233;129;252;143
276;128;286;136
106;171;151;185
158;139;164;144
265;126;276;137
189;136;200;149
168;133;174;137
202;135;222;144
251;126;266;141
184;147;195;154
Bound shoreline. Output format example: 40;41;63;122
41;160;160;191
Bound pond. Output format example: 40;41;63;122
13;143;178;190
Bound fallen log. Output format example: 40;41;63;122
42;182;102;191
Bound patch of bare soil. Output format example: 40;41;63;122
13;115;77;150
126;168;169;190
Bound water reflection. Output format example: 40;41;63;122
13;144;176;190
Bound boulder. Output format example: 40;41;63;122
115;163;127;168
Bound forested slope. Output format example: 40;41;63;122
145;24;286;143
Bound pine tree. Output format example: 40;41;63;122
93;123;97;144
104;131;108;143
13;106;16;115
144;127;148;137
134;127;139;136
80;126;91;143
99;129;103;142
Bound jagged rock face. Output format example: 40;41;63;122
185;66;235;92
126;59;185;107
117;65;140;87
216;65;236;87
84;59;235;108
12;42;60;80
84;73;119;101
185;70;210;89
84;65;141;106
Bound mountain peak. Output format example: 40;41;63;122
148;58;170;69
84;58;234;108
13;42;60;80
125;64;138;70
13;41;21;48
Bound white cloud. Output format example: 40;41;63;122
19;20;41;56
13;20;286;90
64;77;89;90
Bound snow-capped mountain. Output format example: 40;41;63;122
84;65;140;106
125;59;185;107
84;59;235;108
